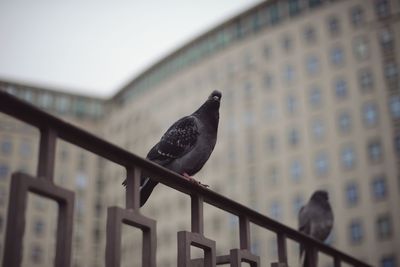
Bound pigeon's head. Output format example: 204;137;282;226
204;90;222;111
311;190;329;202
208;90;222;102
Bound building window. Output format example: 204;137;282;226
311;119;325;141
270;201;282;220
0;164;9;180
341;146;356;170
372;175;387;200
395;133;400;156
266;134;278;153
381;256;396;267
380;28;393;50
1;139;12;155
31;245;43;264
315;152;329;177
263;44;272;59
353;36;369;61
283;65;296;83
330;47;344;66
309;86;322;108
286;95;298;115
288;128;300;147
56;96;70;114
20;140;32;159
363;103;379;127
346;182;359;206
368;139;383;163
263;73;274;91
358;69;374;92
376;214;392;240
76;173;87;189
269;3;280;25
281;35;293;52
304;26;316;44
327;16;340;36
264;102;277;121
334;79;348;100
290;160;303;182
306;55;320;75
33;219;44;236
288;0;301;17
375;0;390;18
349;220;363;244
267;166;279;186
385;63;399;83
350;6;364;27
389;95;400;119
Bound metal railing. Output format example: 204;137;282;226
0;91;372;267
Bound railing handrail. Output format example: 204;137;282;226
0;91;372;266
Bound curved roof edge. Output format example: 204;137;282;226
111;0;276;101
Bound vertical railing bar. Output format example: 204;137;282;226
334;256;341;267
277;232;288;264
191;195;204;235
308;246;318;267
37;128;57;181
125;167;141;210
239;216;250;250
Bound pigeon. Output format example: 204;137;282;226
298;190;334;267
123;90;221;207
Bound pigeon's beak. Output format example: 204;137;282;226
212;95;220;102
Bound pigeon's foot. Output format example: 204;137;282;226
182;173;209;188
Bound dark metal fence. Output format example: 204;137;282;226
0;91;372;267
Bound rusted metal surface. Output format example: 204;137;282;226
177;231;216;267
2;172;74;267
0;91;374;267
106;207;156;267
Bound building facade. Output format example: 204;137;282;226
1;0;400;266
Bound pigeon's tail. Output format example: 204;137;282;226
300;246;318;267
122;175;158;207
139;177;158;207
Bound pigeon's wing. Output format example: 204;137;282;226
154;115;199;160
298;205;311;234
298;205;311;261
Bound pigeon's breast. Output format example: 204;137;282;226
168;128;216;176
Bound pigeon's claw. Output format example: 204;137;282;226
182;173;209;188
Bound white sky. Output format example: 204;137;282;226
0;0;261;97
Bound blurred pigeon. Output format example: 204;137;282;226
123;90;221;206
298;190;334;267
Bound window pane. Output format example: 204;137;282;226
363;103;379;127
389;95;400;119
372;175;387;200
341;146;356;170
346;183;359;206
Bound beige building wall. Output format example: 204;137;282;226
103;0;400;266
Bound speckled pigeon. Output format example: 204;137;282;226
298;190;334;267
123;90;221;206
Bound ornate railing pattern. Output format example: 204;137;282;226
0;91;372;267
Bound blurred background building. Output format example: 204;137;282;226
1;0;400;266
